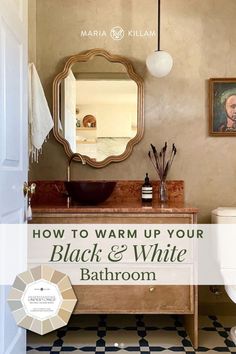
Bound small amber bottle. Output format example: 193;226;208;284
142;173;153;202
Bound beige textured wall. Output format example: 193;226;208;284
30;0;236;223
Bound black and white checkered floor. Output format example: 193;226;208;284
27;315;236;353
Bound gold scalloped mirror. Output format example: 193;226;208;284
53;49;144;168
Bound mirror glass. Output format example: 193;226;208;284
53;50;144;167
59;56;138;162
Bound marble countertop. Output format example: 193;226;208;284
31;180;198;215
32;200;198;214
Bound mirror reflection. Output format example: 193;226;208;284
59;56;138;162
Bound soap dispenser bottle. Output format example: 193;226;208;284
142;173;153;202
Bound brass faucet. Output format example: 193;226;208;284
67;153;86;182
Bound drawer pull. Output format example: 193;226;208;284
149;287;155;292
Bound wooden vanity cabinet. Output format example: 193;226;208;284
32;210;198;348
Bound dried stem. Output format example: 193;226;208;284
148;142;177;181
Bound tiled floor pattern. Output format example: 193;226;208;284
27;315;236;354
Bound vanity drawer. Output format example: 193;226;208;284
73;285;193;314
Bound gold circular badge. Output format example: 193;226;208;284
7;265;77;335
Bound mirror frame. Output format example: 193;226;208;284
53;48;144;168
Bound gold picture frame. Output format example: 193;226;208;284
209;78;236;136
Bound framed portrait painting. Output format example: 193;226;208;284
209;78;236;136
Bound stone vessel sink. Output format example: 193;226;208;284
65;181;116;205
